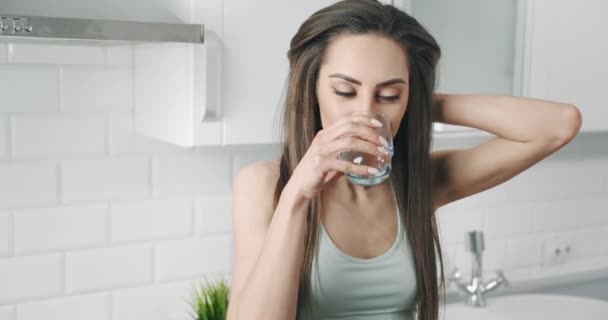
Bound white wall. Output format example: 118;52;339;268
433;132;608;302
0;40;606;319
0;1;607;320
0;38;280;320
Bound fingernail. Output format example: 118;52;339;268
368;167;380;175
370;118;383;127
378;145;390;155
379;136;390;148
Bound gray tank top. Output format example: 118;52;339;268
310;186;419;319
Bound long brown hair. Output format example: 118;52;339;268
273;1;445;319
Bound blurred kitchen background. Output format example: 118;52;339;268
0;0;606;319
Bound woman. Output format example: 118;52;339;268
226;1;582;319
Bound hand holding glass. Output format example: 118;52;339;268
339;112;394;186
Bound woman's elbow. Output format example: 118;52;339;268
555;104;583;143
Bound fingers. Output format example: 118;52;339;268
323;170;343;184
318;135;388;159
321;158;377;177
327;113;382;129
308;113;391;182
320;115;384;146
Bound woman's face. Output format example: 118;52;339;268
316;33;410;138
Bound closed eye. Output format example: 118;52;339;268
333;90;400;102
333;90;355;97
379;95;400;102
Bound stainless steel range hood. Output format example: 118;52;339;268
0;13;205;44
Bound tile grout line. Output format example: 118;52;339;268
57;160;63;204
148;156;155;197
9;210;15;257
106;203;112;246
106;113;112;156
191;198;198;237
108;289;114;320
7;114;12;161
61;252;68;296
58;66;63;112
151;245;158;284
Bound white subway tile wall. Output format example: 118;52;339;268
110;198;193;243
61;66;132;111
105;46;133;66
8;43;106;65
436;207;484;243
16;293;110;320
0;116;9;159
111;282;194;320
152;153;232;196
62;158;150;202
0;38;606;320
505;235;544;269
12;114;107;159
155;236;232;282
0;212;10;257
194;194;232;235
0;305;14;320
65;246;153;294
109;112;192;155
0;161;58;207
0;65;60;113
14;204;108;254
0;254;63;303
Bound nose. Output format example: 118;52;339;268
355;91;379;115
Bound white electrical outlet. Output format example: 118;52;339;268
541;236;573;266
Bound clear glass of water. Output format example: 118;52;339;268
339;112;394;186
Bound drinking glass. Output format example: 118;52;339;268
339;112;394;186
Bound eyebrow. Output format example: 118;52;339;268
329;73;407;87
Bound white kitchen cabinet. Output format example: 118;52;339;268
523;0;608;132
133;0;225;147
405;0;523;138
136;0;337;146
221;0;335;145
403;0;608;138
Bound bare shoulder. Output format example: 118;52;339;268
230;158;282;298
234;159;281;194
232;158;282;222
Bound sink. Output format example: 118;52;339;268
440;294;608;320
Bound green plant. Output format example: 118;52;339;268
188;278;230;320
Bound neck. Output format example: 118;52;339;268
326;175;391;203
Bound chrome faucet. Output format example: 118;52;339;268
448;230;509;307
